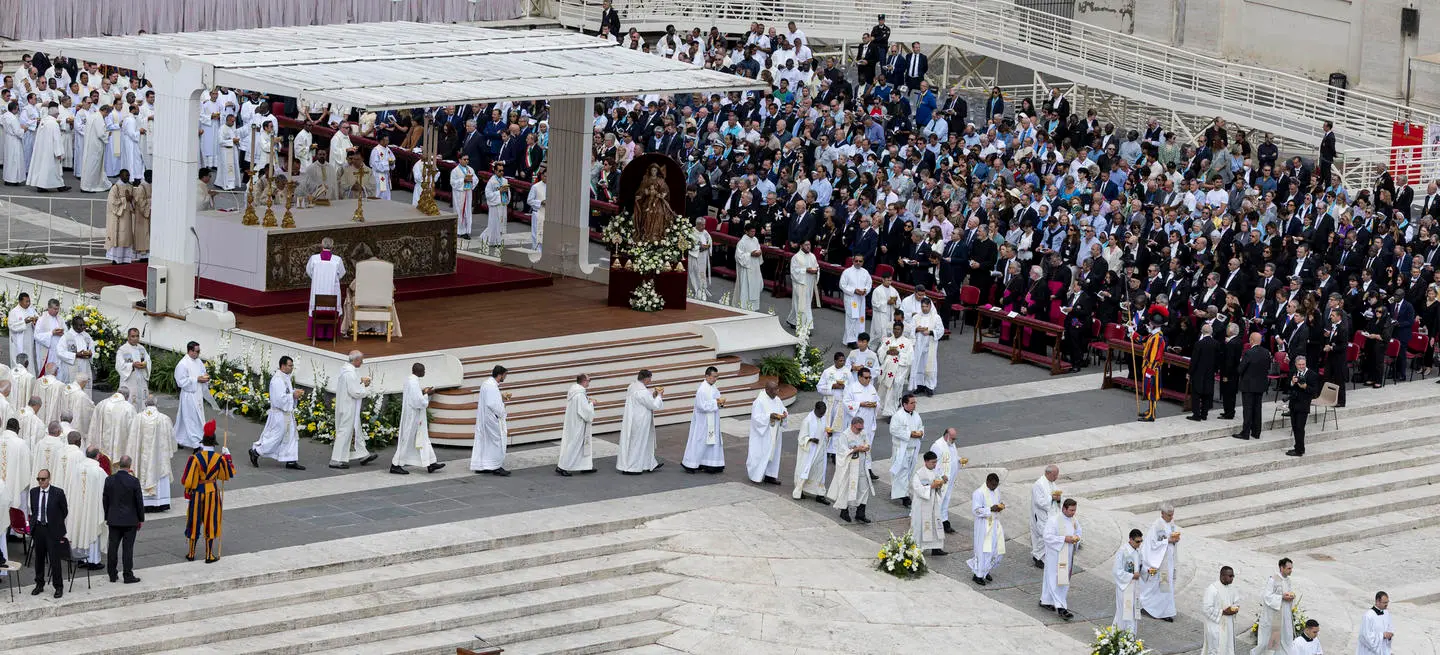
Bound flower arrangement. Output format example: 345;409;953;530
875;531;927;579
64;303;124;383
757;322;826;391
206;357;272;421
600;210;691;276
1250;598;1308;640
629;279;665;312
1091;625;1152;655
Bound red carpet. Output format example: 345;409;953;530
84;257;553;315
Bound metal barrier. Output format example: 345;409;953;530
549;0;1437;150
0;194;107;259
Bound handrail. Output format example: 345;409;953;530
0;195;106;259
550;0;1438;150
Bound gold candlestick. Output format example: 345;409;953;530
240;179;259;226
417;156;440;216
261;175;278;227
281;180;297;228
352;189;366;223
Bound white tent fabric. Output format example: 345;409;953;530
0;0;526;40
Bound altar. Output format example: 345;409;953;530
196;201;457;292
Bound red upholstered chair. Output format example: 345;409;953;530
1405;333;1431;381
1267;350;1290;401
310;294;340;346
8;508;30;565
1381;339;1402;387
703;215;718;232
875;264;895;279
1344;342;1361;390
956;285;982;336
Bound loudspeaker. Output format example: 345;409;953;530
146;264;168;314
1402;7;1419;36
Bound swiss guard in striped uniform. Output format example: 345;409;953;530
1137;313;1168;423
183;419;234;563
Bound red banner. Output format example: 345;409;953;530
1391;121;1426;182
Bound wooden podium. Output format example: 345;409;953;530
607;269;687;310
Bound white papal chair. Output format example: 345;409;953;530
351;259;401;342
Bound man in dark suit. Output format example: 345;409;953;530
1218;324;1243;419
1188;324;1219;421
1317;120;1336;188
855;33;878;83
103;455;146;584
849;216;880;270
1286;356;1321;456
1234;332;1271;440
1059;280;1096;371
29;469;68;597
1322;307;1349;408
902;42;928;91
599;0;621;37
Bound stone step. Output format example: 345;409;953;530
1099;431;1440;513
440;356;743;399
1237;504;1440;553
459;332;704;374
430;365;759;420
459;345;716;385
0;529;674;649
1180;462;1440;530
1012;406;1436;483
1073;423;1440;499
432;361;748;412
497;621;682;655
151;588;681;655
1189;478;1440;544
31;555;678;653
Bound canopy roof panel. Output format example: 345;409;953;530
11;22;764;109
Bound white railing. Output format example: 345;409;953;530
0;195;107;259
1336;146;1440;197
550;0;1438;150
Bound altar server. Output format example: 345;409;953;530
471;366;510;476
305;238;345;340
616;369;664;474
1291;621;1321;655
556;374;595;476
826;416;873;523
887;393;924;503
115;328;149;410
789;240;820;330
842;367;880;477
1042;498;1082;621
215;114;240;190
907;297;943;395
25;103;64;191
7;292;38;369
451;153;478;239
1031;465;1062;568
1201;566;1242;655
911;450;946;555
681;366;726;473
1113;528;1144;634
368;135;395;200
744;381;787;484
248;356;305;470
329;351;376;469
392;363;442;474
128;398;173;511
1356;591;1393;655
1253;558;1298;655
172;341;209;450
929;427;965;533
870;273;901;335
528;167;546;252
481;162;510;245
734;225;763;311
968;472;1005;585
875;321;912;418
839;257;873;345
1141;505;1181;621
792;401;828;500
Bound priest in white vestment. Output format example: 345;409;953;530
845;338;879;384
18;398;46;446
910;451;947;554
1252;559;1297;655
102;107;122;178
1201;566;1242;655
0;107;25;185
1355;592;1393;655
907;298;943;395
293;122;314;169
817;354;849;456
115;329;149;410
79;104;112;192
104;175;136;264
305;239;345;340
556;374;596;475
119;105;144;179
888;394;925;501
411;155;439;209
1042;499;1082;620
789;240;820;330
471;367;511;475
199;91;220;167
616;370;664;474
91;388;134;455
825;417;873;522
875;323;913;418
1113;529;1144;633
35;368;63;425
1031;465;1063;568
870;273;901;334
929;428;966;533
7;292;38;368
392;363;442;474
59;381;94;436
681;367;726;473
248;357;304;470
791;401;829;499
65;447;107;566
31;422;65;482
368;136;395;200
11;358;34;410
451;154;478;238
1140;505;1181;621
329;128;354;169
1291;622;1321;655
129;399;173;510
744;382;788;484
968;473;1006;584
215;115;241;189
839;257;873;344
733;226;764;311
481;164;510;245
841;369;879;476
33;300;65;375
172;343;209;449
0;426;31;512
57;100;75;170
329;351;376;468
527;168;546;252
56;317;96;384
688;218;712;301
25;106;64;191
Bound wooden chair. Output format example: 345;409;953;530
352;259;399;342
1314;382;1341;431
311;294;340;346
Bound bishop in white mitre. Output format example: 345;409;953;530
968;473;1006;584
733;226;763;311
907;297;943;395
791;401;828;500
615;371;664;474
839;257;873;344
1252;560;1297;655
825;417;873;522
870;273;901;334
910;451;947;554
115;328;149;410
1042;499;1081;620
556;374;595;475
65;447;107;565
1201;566;1242;655
249;357;304;469
744;382;787;484
875;322;913;418
1355;592;1393;655
1141;505;1181;621
172;344;208;450
91;388;134;455
1113;529;1144;633
1031;465;1062;567
789;241;820;330
128;398;174;510
681;367;726;473
392;363;442;474
7;293;38;368
887;394;924;501
305;239;345;340
471;368;510;475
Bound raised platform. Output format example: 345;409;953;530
55;256;552;316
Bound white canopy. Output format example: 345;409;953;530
10;21;765;109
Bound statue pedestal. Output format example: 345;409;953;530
607;269;688;310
